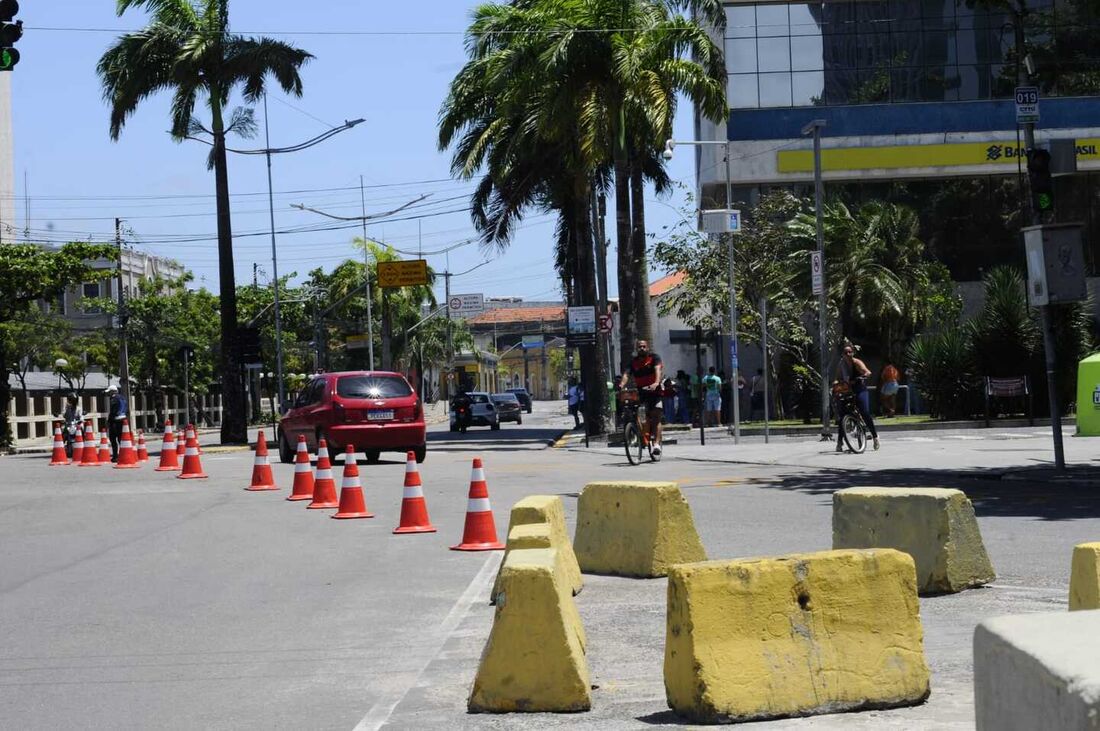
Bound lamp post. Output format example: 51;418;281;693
663;137;741;444
54;358;68;391
193;104;364;415
800;119;830;439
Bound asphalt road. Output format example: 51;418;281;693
2;403;1098;729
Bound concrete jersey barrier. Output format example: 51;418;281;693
664;549;930;724
974;609;1100;730
503;495;582;596
1070;542;1100;611
574;481;706;578
468;548;590;714
833;486;995;594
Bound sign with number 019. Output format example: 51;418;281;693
810;251;824;295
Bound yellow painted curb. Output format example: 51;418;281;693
833;487;995;595
469;548;590;714
664;549;930;723
574;481;706;578
505;495;582;596
1069;542;1100;610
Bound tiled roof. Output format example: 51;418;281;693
467;305;566;325
649;271;686;297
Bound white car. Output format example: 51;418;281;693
449;392;500;431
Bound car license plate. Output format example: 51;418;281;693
368;410;394;421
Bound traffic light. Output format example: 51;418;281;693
237;327;262;364
0;0;20;71
1027;147;1054;214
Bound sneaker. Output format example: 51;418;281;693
836;441;844;453
873;438;880;451
652;445;662;458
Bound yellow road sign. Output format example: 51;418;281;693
377;259;429;288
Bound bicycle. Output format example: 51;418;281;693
619;388;662;465
832;381;868;454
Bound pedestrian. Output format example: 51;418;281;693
567;379;583;428
702;367;722;427
737;373;748;422
880;362;900;417
836;343;880;451
661;377;676;422
675;369;691;424
750;368;765;421
690;369;702;426
718;371;731;425
106;384;128;462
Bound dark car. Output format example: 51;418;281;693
507;387;533;413
278;371;426;464
491;393;523;424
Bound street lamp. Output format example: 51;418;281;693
54;358;68;391
663;137;741;444
800;119;830;439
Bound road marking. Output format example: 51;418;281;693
353;551;502;731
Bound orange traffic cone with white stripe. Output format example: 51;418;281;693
49;423;70;465
286;435;315;501
177;424;207;479
72;428;85;465
332;447;373;519
97;428;111;463
176;430;186;461
136;431;149;462
307;439;339;509
450;458;504;550
245;430;278;491
155;420;180;471
394;451;436;534
80;422;100;466
114;419;139;469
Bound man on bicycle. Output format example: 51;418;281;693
619;339;663;457
835;343;880;451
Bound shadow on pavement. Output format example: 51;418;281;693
427;427;565;445
753;466;1100;522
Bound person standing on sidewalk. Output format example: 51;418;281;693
567;379;583;428
702;367;722;427
107;385;128;462
880;362;900;417
675;370;691;424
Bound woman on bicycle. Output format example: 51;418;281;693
835;343;880;451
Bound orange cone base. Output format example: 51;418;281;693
286;493;312;501
394;524;437;535
114;463;140;470
49;460;70;466
450;539;505;551
155;465;181;472
332;509;374;519
307;498;339;509
244;484;279;491
177;472;208;480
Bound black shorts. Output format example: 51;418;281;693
640;389;663;410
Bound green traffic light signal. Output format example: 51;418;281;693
0;47;17;70
1038;192;1053;211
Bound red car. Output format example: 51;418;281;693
277;371;426;464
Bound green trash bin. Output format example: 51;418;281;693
1075;353;1100;436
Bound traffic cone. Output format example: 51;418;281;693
450;458;504;551
80;422;100;467
49;423;70;465
136;431;149;462
72;428;85;466
155;420;180;471
245;430;278;491
176;427;207;479
114;420;139;469
97;428;111;463
393;451;436;534
286;435;315;501
176;429;186;461
332;447;373;519
307;439;339;509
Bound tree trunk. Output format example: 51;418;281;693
574;191;608;436
630;162;652;343
0;337;12;450
211;97;247;444
614;149;635;374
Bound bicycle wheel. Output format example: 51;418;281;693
624;422;644;465
840;414;867;454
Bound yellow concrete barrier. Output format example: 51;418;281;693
469;548;590;713
574;481;706;578
664;549;930;724
504;495;582;596
832;486;995;594
1069;542;1100;611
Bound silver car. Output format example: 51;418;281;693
449;392;500;431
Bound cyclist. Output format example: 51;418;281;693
835;343;880;451
619;339;663;457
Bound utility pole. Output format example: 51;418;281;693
760;297;770;444
360;175;376;370
182;346;191;426
1014;19;1064;470
722;143;741;445
802;119;830;440
263;94;286;415
115;217;132;417
444;269;453;399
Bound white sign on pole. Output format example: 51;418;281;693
566;305;597;346
701;209;742;234
1015;86;1040;124
810;251;824;295
447;293;484;317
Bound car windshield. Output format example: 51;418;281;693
509;389;528;395
470;394;490;404
336;375;412;399
492;394;518;403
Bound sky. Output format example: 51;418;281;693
12;1;700;306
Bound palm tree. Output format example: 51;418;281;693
97;0;312;443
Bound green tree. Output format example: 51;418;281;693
98;0;312;444
0;243;117;449
1;306;71;393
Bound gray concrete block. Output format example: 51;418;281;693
974;609;1100;730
